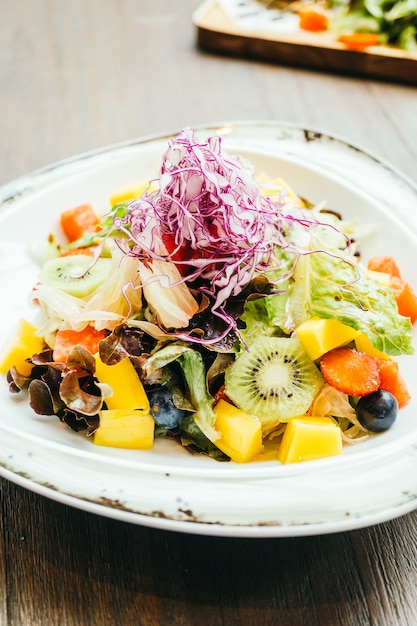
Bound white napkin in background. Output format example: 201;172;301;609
216;0;300;33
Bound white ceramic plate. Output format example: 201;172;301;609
1;121;417;538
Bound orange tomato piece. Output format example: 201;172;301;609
339;33;380;51
367;256;417;324
60;203;101;242
367;256;401;278
53;326;107;363
299;8;329;32
390;276;417;324
60;246;97;257
377;359;411;408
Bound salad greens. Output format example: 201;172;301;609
144;343;218;442
4;128;415;462
328;0;417;49
289;250;413;355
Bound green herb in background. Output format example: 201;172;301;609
328;0;417;49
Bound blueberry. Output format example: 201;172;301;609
150;387;187;429
355;390;398;433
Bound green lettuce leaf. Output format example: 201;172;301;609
239;247;297;343
288;251;413;356
240;295;288;345
176;350;218;442
144;343;218;442
179;415;229;461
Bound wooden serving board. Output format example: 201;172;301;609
193;0;417;85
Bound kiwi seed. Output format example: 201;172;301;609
39;254;112;298
224;336;324;424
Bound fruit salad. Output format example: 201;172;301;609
1;128;415;464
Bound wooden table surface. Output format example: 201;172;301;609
1;1;417;624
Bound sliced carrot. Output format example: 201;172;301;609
60;203;101;242
367;256;401;278
53;326;107;363
377;359;411;408
320;347;381;397
389;276;417;324
339;33;380;51
60;246;97;257
299;8;329;32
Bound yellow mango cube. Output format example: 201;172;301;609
258;175;305;207
355;332;390;360
94;409;154;449
214;399;263;463
296;317;360;361
110;181;155;206
94;355;150;411
278;416;343;464
0;318;44;376
366;269;391;287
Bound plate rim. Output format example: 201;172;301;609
2;118;417;203
1;119;417;537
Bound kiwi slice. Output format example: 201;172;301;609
39;254;112;298
224;337;324;424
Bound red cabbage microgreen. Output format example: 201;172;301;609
113;128;346;342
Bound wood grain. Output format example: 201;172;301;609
1;0;417;624
2;481;417;625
